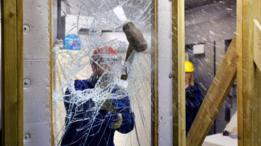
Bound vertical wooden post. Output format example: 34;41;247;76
236;0;243;145
172;0;185;146
48;0;55;145
237;0;261;145
2;0;23;146
152;0;159;145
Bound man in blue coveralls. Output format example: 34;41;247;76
185;61;204;134
61;47;135;146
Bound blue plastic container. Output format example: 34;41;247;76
64;34;81;50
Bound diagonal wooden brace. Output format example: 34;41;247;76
187;38;238;146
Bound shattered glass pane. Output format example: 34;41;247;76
52;0;154;145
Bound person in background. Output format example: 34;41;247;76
185;61;203;134
61;47;135;146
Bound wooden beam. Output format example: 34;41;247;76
237;0;261;145
49;0;55;145
172;0;186;146
236;0;244;145
186;39;238;146
152;0;159;146
17;0;24;146
2;0;24;146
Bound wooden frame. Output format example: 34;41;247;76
4;0;260;145
187;39;238;146
50;1;159;146
49;0;55;145
152;0;159;145
237;0;261;146
43;0;261;145
172;0;186;146
1;0;23;145
183;0;261;146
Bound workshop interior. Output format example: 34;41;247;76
1;0;261;146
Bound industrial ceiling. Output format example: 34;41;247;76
185;0;236;10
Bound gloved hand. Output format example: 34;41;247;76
101;100;123;129
108;113;123;129
100;99;116;113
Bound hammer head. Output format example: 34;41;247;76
123;22;147;52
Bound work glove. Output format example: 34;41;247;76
106;113;123;129
101;100;123;129
100;99;116;113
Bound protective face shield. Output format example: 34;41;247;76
91;47;122;76
91;47;120;65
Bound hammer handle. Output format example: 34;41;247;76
120;50;130;80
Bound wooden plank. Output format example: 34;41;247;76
152;0;159;146
236;0;244;145
49;0;55;145
186;39;238;146
237;0;261;145
172;0;186;146
17;0;24;146
2;0;24;145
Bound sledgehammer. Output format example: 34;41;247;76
121;22;148;80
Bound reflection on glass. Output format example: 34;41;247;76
52;0;154;146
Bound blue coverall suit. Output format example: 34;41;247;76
61;75;135;146
186;83;203;133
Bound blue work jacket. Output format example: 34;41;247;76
186;83;203;134
61;75;135;146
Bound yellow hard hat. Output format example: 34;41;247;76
185;61;195;73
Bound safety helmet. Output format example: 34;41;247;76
185;61;195;73
91;47;120;65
